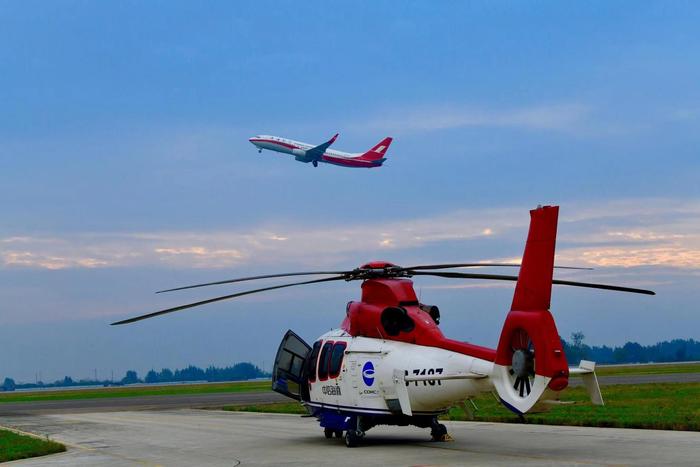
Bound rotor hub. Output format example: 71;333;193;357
511;349;533;378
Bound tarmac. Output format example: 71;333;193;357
0;391;288;415
3;409;700;466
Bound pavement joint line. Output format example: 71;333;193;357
2;449;76;466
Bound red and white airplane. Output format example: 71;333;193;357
249;133;392;168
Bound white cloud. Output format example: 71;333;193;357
2;198;700;271
349;103;591;134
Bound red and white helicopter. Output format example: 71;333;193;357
113;206;654;447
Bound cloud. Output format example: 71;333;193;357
2;198;700;271
348;103;591;134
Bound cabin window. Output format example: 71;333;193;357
317;341;333;381
307;340;322;382
328;342;347;378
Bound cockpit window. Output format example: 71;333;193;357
329;342;346;378
307;340;321;382
317;341;333;380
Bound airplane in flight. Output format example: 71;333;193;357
249;133;392;168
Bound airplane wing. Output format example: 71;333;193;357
305;133;338;161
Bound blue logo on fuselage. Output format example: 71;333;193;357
362;361;375;386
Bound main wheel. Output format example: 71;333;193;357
344;430;360;448
430;423;448;442
334;430;343;438
324;428;333;439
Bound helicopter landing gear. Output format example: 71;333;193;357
312;160;318;167
430;419;451;442
344;429;363;448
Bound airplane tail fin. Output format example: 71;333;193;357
357;137;392;163
490;206;569;414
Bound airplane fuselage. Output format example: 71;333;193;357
249;134;389;168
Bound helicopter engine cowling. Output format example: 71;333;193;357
490;309;568;414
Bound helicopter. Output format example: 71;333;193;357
112;205;655;447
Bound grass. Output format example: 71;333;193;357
0;380;271;404
596;362;700;376
0;429;65;463
224;382;700;432
445;383;700;431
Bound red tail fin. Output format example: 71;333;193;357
493;205;568;413
357;137;392;161
511;205;559;311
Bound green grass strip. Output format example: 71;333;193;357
596;362;700;376
0;429;65;462
0;380;271;404
224;382;700;432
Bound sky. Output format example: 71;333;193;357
1;1;700;383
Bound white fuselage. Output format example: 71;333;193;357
306;329;496;416
248;134;384;168
250;135;357;159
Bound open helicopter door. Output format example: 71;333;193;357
272;330;311;401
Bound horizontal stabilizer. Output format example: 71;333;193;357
569;360;604;406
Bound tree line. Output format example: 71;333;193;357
562;334;700;365
1;362;269;392
4;337;700;392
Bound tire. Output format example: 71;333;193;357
344;430;360;448
430;423;448;442
324;428;334;439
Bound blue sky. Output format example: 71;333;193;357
1;2;699;382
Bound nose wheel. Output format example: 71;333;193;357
312;160;318;167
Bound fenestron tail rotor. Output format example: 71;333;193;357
509;329;535;398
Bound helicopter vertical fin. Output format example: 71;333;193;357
491;205;569;414
510;205;559;311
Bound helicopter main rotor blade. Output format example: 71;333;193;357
112;275;347;325
409;271;655;295
156;270;352;294
403;263;592;271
